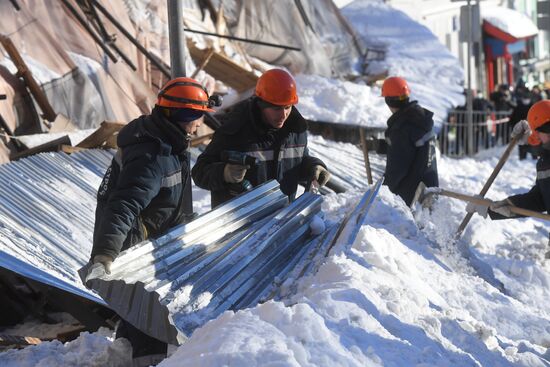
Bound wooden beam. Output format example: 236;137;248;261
187;42;258;92
191;47;215;79
60;144;87;154
10;135;71;161
0;35;57;124
89;0;171;78
59;0;118;63
76;121;125;149
359;128;373;185
0;334;42;347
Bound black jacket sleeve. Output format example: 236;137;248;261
93;155;162;259
488;185;546;220
384;130;416;193
191;131;228;192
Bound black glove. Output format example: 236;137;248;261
311;165;331;186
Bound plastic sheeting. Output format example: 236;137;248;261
0;1;155;140
210;0;363;77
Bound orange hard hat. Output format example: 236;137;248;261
381;76;410;98
255;69;299;106
157;77;215;112
527;100;550;146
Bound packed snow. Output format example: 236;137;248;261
2;143;549;367
296;74;390;128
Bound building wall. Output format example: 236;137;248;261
513;0;550;87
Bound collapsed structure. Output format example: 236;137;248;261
0;0;365;163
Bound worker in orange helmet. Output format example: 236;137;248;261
468;100;550;231
367;76;439;206
84;77;220;365
192;68;329;208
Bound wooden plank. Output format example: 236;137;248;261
359;127;373;185
10;135;71;161
76;121;125;149
0;34;57;123
191;47;215;79
60;144;87;154
188;42;258;92
0;334;42;347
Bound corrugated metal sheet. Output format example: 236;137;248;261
85;181;327;345
0;149;114;303
308;136;386;191
0;139;385;348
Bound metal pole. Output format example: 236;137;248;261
466;0;474;155
167;0;193;216
168;0;186;78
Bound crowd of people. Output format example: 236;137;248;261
440;83;549;157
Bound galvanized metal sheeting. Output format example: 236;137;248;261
85;181;327;345
273;178;384;301
308;136;385;191
0;150;114;303
0;141;384;349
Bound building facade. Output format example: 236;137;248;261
387;0;547;96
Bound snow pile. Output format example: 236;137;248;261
296;74;390;127
341;0;465;125
0;328;131;367
1;145;549;366
158;157;550;366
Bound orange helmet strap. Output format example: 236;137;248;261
159;81;222;109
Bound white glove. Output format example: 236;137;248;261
223;164;248;183
465;200;489;218
489;198;515;217
92;254;113;274
312;165;331;186
84;254;113;283
511;120;531;145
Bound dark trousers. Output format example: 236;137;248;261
116;319;167;358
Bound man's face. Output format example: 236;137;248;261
179;115;203;135
261;105;292;129
539;131;550;144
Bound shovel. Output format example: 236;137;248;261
415;184;550;222
454;134;522;238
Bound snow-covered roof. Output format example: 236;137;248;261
482;6;539;39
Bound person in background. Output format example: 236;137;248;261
531;85;544;103
85;77;217;366
366;76;439;206
192;68;330;208
510;86;535;160
466;100;550;257
490;84;516;112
